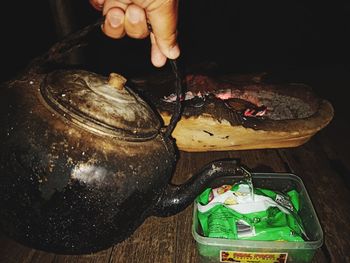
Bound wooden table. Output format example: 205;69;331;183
1;67;349;262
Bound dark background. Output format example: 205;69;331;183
0;1;349;107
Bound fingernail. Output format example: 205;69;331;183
128;9;140;23
169;45;180;59
109;14;122;28
96;0;104;4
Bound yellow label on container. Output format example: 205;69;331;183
220;250;288;263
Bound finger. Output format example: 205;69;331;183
101;0;130;38
150;33;167;67
89;0;105;11
125;4;149;39
145;0;180;59
102;0;129;14
102;7;126;39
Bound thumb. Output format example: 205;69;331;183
145;0;180;59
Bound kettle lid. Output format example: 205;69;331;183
41;70;161;140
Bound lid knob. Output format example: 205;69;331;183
108;73;126;90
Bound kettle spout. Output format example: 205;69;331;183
153;159;242;217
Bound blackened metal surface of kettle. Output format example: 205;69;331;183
0;69;176;254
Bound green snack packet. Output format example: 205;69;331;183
198;206;238;239
197;188;212;205
196;183;306;242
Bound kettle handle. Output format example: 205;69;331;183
153;159;247;217
146;22;183;138
164;59;183;138
28;18;103;71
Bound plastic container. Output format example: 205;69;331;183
192;173;323;263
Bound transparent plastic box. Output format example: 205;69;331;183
192;173;323;263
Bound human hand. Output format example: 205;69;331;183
90;0;180;67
